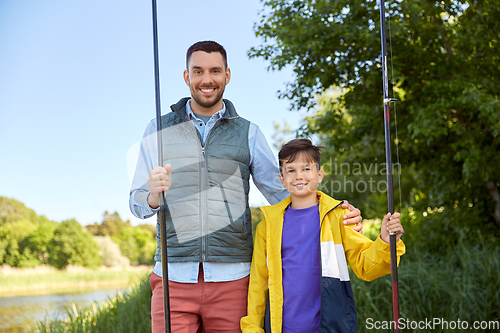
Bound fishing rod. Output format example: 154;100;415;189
151;0;171;332
378;0;402;332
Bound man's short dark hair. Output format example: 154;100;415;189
278;138;325;174
186;41;228;69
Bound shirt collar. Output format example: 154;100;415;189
185;99;226;120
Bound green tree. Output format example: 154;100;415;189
250;0;500;232
86;211;131;237
0;197;60;267
299;89;419;219
0;220;37;267
87;212;156;265
22;219;58;265
138;223;156;237
114;226;156;265
48;219;102;269
271;119;295;151
116;228;139;265
133;227;156;265
250;207;264;241
94;236;130;267
0;197;42;226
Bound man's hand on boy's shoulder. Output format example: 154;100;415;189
341;200;363;234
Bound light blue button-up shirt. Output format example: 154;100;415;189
129;99;288;282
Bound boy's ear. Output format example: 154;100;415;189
279;173;285;187
318;169;325;183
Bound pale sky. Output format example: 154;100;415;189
0;0;307;226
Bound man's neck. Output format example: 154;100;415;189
190;99;224;116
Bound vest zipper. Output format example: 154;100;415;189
201;146;207;262
199;114;239;262
176;107;240;263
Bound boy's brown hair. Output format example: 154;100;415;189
278;138;325;174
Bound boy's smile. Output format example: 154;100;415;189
279;153;324;209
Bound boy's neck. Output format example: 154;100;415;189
290;194;319;209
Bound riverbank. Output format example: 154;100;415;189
39;277;152;333
0;265;152;297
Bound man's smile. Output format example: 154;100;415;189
200;87;217;95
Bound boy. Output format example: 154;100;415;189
240;138;405;333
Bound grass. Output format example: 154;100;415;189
0;266;152;297
352;237;500;332
39;276;152;333
36;228;500;333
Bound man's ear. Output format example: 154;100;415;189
183;69;189;86
225;67;231;85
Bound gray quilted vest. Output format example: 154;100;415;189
153;97;252;263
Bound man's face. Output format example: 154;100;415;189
279;154;324;201
184;51;230;114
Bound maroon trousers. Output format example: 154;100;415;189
150;267;250;333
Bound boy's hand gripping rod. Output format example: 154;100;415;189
151;0;171;332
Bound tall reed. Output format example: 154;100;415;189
39;236;500;332
353;236;500;332
39;275;152;333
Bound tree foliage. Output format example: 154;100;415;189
0;197;156;268
94;236;130;267
22;219;58;265
0;220;38;267
0;197;55;267
86;211;131;237
251;0;500;231
48;219;102;269
0;197;47;226
86;211;156;265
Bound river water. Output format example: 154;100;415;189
0;287;126;332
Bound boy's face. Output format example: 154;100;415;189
279;153;324;202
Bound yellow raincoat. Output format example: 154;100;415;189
241;191;406;333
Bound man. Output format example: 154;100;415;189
129;41;363;333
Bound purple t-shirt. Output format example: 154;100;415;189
281;204;321;333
